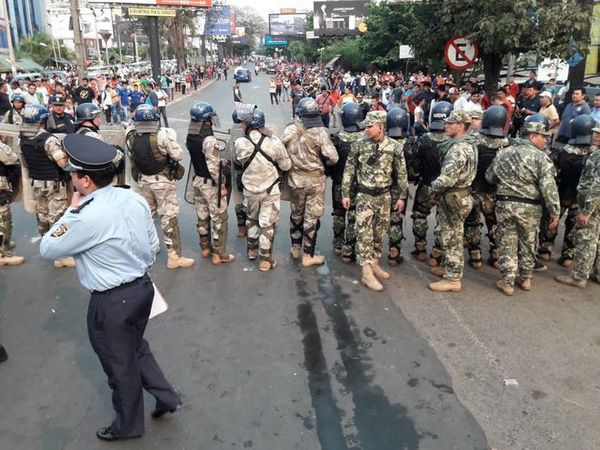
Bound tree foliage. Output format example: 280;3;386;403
17;33;75;67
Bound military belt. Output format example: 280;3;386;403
357;185;391;196
496;195;541;205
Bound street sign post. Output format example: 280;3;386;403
444;36;478;71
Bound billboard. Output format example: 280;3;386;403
205;5;231;36
269;13;307;37
265;35;288;46
87;0;211;6
313;1;367;36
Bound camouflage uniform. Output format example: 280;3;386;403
539;144;595;264
486;136;560;286
464;135;511;267
342;134;408;267
75;124;103;141
329;130;363;260
19;125;69;236
3;108;23;126
235;129;291;265
282;119;338;257
131;126;186;255
410;131;449;262
0;141;20;258
570;149;600;281
430;131;477;282
388;136;410;264
229;123;247;234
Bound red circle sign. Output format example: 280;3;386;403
444;36;478;71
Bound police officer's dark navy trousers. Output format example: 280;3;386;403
87;274;179;437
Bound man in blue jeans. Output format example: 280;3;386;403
116;81;131;123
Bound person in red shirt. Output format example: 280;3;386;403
370;96;386;112
507;75;520;100
316;86;336;128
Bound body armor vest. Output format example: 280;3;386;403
186;128;213;180
473;143;500;193
417;132;444;185
330;132;355;184
558;149;588;201
46;113;75;134
131;133;168;176
20;132;62;181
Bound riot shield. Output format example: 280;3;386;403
100;125;128;186
123;127;141;191
0;123;35;213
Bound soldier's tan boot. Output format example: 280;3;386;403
555;275;587;288
237;226;247;238
361;264;383;292
515;276;531;291
0;254;25;266
302;254;325;267
372;258;390;280
199;241;211;258
54;257;75;268
212;253;236;265
429;279;461;292
495;280;514;296
430;267;445;278
290;245;302;259
259;259;277;272
167;250;195;269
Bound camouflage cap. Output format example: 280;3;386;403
361;110;387;127
469;109;483;120
522;121;551;136
444;110;472;124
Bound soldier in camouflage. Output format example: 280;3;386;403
409;101;452;264
464;106;511;269
74;103;103;140
229;110;248;238
539;114;596;267
0;140;24;265
282;97;338;267
486;120;560;296
385;107;410;266
342;111;408;292
328;102;364;262
3;94;25;126
429;110;478;293
556;124;600;288
235;107;291;271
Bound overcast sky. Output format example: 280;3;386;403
228;0;314;20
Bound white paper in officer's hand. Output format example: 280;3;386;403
150;283;169;319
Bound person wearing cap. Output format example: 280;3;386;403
3;93;25;125
0;138;25;266
39;134;182;441
282;97;338;267
539;91;560;131
46;93;75;135
468;109;483;134
342;110;408;292
539;114;596;268
428;110;477;293
486;120;560;296
19;104;74;268
72;78;96;106
556;123;600;288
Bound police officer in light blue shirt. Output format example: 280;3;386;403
40;134;181;442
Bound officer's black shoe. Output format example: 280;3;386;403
96;427;141;441
0;345;7;363
151;401;182;419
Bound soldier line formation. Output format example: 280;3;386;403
0;86;599;295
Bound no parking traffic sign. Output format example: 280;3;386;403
444;36;478;71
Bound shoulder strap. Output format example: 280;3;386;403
242;135;277;172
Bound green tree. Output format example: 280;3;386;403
17;33;75;67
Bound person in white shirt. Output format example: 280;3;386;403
462;89;484;115
23;83;40;105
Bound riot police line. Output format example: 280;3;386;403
1;97;599;297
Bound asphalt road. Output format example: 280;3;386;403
1;70;599;450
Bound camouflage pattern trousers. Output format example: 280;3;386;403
495;201;542;285
139;176;184;254
355;191;391;266
244;187;280;263
436;189;473;281
571;210;600;281
464;191;498;260
193;176;229;257
539;200;578;260
32;180;68;236
0;203;12;256
411;182;442;255
331;183;357;260
388;193;408;263
290;181;325;256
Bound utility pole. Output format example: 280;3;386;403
1;0;17;75
69;0;87;80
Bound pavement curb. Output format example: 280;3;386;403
167;79;216;107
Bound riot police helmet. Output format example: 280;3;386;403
296;97;321;117
244;108;265;129
480;105;508;137
231;109;241;124
11;94;26;104
190;102;216;122
386;107;409;138
75;103;101;121
22;104;49;124
340;102;363;132
134;104;160;122
568;114;595;145
429;101;453;131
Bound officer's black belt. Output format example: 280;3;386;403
496;195;541;205
357;185;390;196
91;273;149;295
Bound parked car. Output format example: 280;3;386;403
234;67;252;82
41;70;68;83
11;72;42;84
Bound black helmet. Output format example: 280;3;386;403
568;114;594;145
429;101;453;131
386;107;409;138
75;103;101;121
480;105;508;137
340;102;363;132
241;108;265;129
190;102;216;122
